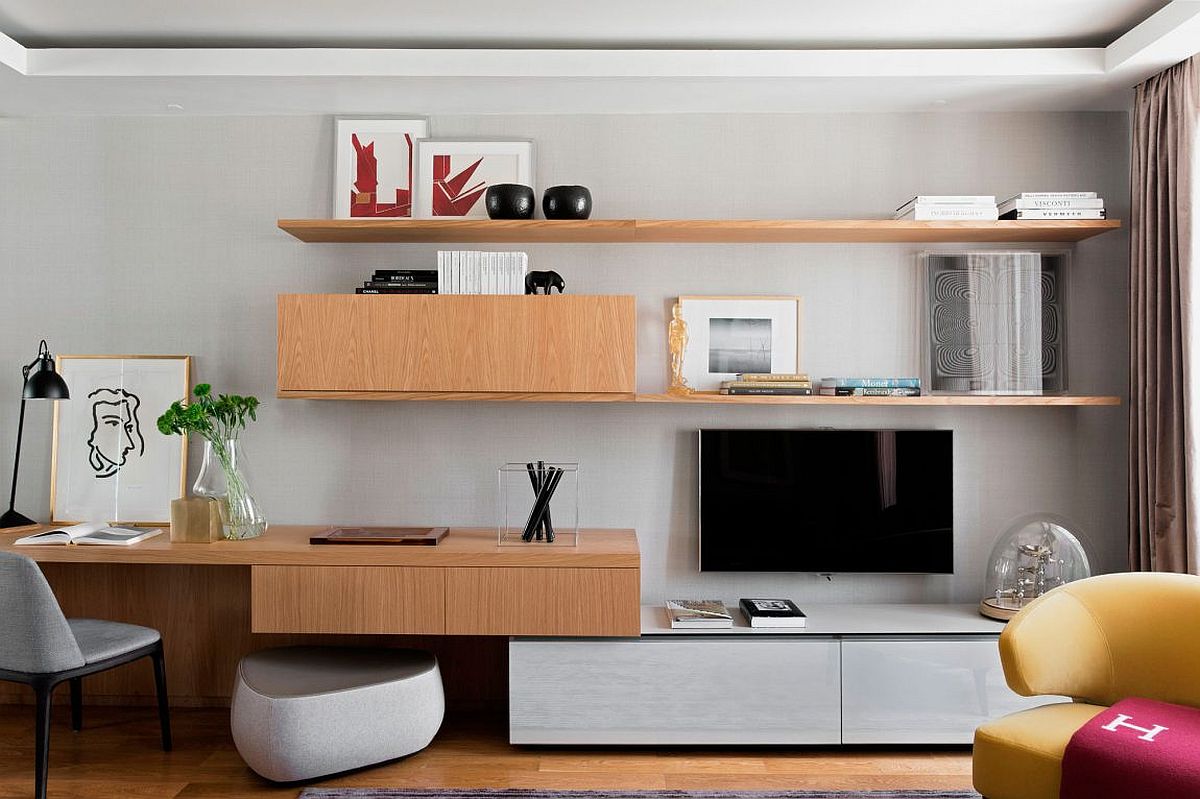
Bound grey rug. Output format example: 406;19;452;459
300;790;981;799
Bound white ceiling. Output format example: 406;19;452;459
0;0;1197;115
0;0;1173;49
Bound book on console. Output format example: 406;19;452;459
739;598;807;628
819;386;921;397
15;522;163;547
666;599;733;628
356;288;439;294
734;373;811;382
821;377;920;388
720;387;813;396
999;209;1106;220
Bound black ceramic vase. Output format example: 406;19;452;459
485;184;536;219
542;185;593;220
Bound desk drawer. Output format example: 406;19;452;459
250;566;445;634
445;567;639;636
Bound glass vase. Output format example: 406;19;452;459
193;439;267;540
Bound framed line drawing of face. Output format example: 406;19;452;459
51;355;191;525
675;296;804;392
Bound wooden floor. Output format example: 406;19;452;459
0;706;975;798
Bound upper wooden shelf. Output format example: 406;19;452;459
278;218;1122;244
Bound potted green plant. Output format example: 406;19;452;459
157;384;266;540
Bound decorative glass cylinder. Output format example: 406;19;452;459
498;462;578;547
980;516;1090;620
193;439;267;541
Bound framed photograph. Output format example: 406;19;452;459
413;139;534;219
675;296;803;391
334;117;430;219
50;356;191;525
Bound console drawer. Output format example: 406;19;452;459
510;637;841;744
841;637;1064;743
250;565;445;634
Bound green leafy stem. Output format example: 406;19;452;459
157;383;260;445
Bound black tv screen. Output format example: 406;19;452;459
699;429;953;573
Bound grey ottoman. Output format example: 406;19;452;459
231;646;444;782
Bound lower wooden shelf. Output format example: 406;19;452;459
279;389;1121;406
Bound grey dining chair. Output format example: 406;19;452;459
0;551;171;799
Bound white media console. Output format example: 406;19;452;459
509;603;1060;745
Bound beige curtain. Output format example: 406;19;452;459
1130;56;1200;573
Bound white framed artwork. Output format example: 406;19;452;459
413;139;534;219
334;117;430;219
676;296;804;391
50;356;191;525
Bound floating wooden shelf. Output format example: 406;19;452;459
278;389;1121;407
278;218;1122;244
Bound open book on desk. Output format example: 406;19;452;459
14;522;163;547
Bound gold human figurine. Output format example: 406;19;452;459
668;302;691;395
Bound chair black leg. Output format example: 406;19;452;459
33;681;53;799
69;677;83;732
150;642;172;751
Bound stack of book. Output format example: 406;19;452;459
893;195;998;221
437;251;528;295
739;598;807;629
666;599;733;629
998;192;1105;220
819;377;921;397
719;373;812;396
356;269;438;294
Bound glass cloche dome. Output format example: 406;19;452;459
980;516;1091;621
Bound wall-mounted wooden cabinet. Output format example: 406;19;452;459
277;294;636;399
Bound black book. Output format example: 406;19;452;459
739;598;807;628
355;287;439;294
720;387;813;396
372;270;438;280
364;281;439;289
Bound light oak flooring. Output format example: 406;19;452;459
0;706;975;798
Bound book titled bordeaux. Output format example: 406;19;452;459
666;599;733;629
739;598;807;628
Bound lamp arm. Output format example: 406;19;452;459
6;398;27;514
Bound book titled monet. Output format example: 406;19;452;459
739;598;807;628
666;599;733;629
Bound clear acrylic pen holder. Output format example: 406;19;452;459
498;462;579;547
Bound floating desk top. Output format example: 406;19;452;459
0;526;639;568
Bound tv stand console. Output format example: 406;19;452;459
509;603;1059;745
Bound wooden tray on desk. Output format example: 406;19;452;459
309;526;449;545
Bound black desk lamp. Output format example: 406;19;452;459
1;340;70;529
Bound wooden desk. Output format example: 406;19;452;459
0;526;639;707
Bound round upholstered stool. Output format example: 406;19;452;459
231;646;444;782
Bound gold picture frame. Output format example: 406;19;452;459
50;355;191;526
671;295;804;393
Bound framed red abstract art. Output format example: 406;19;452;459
413;140;534;219
334;118;430;219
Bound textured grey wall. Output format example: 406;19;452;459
0;112;1129;604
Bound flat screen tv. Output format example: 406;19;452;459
699;429;953;573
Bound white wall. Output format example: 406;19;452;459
0;112;1130;604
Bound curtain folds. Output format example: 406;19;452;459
1129;55;1200;573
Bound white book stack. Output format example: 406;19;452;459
436;251;529;295
998;192;1105;220
893;195;998;221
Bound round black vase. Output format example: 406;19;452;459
485;184;536;219
542;185;593;220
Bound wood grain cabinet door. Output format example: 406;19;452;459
445;567;640;636
250;566;445;634
277;294;636;394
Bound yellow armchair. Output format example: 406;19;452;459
973;571;1200;799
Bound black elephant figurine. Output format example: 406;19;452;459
525;270;566;295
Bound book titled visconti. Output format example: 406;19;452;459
739;598;807;628
666;599;733;629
